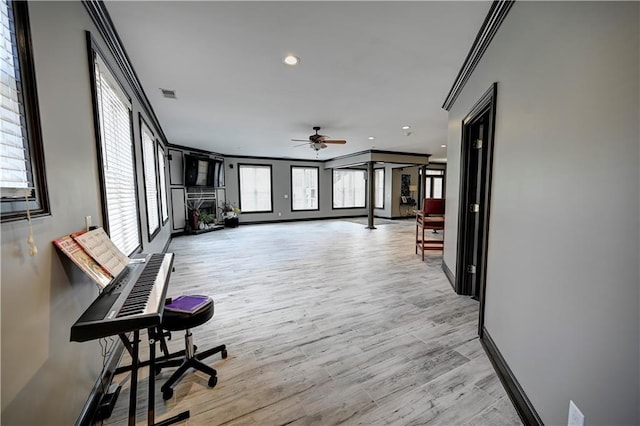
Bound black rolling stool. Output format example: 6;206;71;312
156;296;227;400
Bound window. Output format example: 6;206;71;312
0;0;49;222
239;164;272;213
157;144;169;223
374;168;384;209
140;118;159;238
333;169;366;208
291;166;318;211
424;169;445;199
91;50;140;255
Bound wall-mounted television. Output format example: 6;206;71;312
184;154;224;187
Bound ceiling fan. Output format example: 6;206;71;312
291;126;347;151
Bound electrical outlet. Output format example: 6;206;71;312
278;212;282;217
568;400;584;426
85;215;92;231
284;194;288;199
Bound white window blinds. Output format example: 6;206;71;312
0;0;29;197
374;169;384;208
157;144;168;222
94;55;140;255
291;167;318;211
239;165;272;212
141;122;159;236
333;169;366;208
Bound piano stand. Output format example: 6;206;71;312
69;253;180;425
118;329;190;426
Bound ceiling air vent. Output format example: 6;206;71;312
160;88;177;99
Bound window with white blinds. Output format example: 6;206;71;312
239;164;272;213
0;0;27;195
157;144;168;223
0;0;48;221
93;54;140;255
332;169;366;209
374;168;384;209
291;166;318;211
141;120;159;237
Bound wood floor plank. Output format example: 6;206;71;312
103;219;521;425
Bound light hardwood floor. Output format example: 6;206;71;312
104;219;521;425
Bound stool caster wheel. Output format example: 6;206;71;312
222;349;228;359
208;376;218;388
162;387;173;400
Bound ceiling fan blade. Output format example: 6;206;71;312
323;139;347;144
291;139;309;142
293;142;310;147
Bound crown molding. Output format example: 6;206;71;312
83;0;169;145
442;0;514;111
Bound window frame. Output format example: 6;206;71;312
424;168;446;199
290;166;319;212
87;33;142;255
331;168;367;210
0;0;50;222
157;143;169;225
237;163;273;214
139;114;160;241
374;168;384;209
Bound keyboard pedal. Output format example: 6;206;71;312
94;385;121;421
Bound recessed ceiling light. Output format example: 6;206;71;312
283;55;300;66
441;144;447;148
368;136;375;140
402;125;411;130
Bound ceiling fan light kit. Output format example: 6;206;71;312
291;126;347;151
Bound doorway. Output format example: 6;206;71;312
455;83;497;336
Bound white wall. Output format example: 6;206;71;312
1;2;172;423
444;2;639;424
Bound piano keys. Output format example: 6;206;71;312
70;253;174;342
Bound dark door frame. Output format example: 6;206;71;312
454;83;497;337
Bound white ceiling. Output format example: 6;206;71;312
105;1;491;162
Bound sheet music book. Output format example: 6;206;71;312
73;227;129;277
165;295;209;314
53;232;113;289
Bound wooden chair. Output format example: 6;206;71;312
415;198;445;260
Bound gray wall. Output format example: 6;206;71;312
391;166;419;218
444;2;639;424
1;2;172;424
224;157;368;222
222;158;416;222
169;156;418;223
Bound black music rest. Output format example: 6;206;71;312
156;296;227;400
